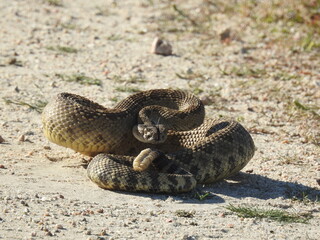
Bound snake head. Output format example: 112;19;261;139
132;124;167;144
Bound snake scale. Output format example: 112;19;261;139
42;89;255;193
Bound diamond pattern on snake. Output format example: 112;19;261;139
42;89;255;193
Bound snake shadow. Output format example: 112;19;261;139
116;172;320;204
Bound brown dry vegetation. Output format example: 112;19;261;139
151;0;320;146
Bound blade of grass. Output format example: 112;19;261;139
172;4;198;26
55;73;102;86
3;98;48;113
226;204;311;223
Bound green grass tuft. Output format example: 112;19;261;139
226;204;312;223
3;98;48;113
293;100;319;117
107;34;123;41
193;191;214;201
114;86;141;93
55;73;102;86
47;46;78;54
300;33;320;51
45;0;63;7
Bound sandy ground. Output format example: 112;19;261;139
0;0;319;239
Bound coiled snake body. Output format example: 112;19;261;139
42;89;255;193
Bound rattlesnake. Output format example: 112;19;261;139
42;89;255;193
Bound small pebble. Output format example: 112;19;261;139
220;28;232;43
45;231;53;236
55;224;63;230
20;200;28;206
18;134;25;142
200;95;213;105
25;151;34;157
97;209;104;213
151;37;172;56
8;57;18;65
0;135;5;143
218;212;225;217
100;229;107;236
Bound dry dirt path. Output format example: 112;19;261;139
0;0;319;239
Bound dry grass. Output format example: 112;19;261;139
3;97;47;113
158;0;320;44
55;73;102;86
226;204;312;223
153;0;319;146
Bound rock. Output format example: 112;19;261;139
18;134;25;142
0;135;5;143
199;95;213;105
219;28;231;43
151;37;172;56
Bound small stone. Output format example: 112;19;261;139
0;135;5;143
151;37;172;56
100;229;107;236
43;145;51;150
51;82;57;88
85;230;92;235
0;164;6;169
200;95;213;105
97;209;104;213
218;212;225;217
8;58;17;65
18;134;25;142
27;151;35;156
220;28;231;43
182;235;197;240
45;231;53;236
227;223;234;228
41;197;48;201
55;224;63;229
